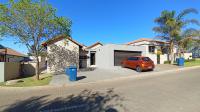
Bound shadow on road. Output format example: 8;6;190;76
77;76;87;81
3;89;126;112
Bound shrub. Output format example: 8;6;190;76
185;58;196;62
164;61;170;64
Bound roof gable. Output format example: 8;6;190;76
86;42;103;49
42;34;83;47
127;38;167;45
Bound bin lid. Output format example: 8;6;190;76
69;66;77;69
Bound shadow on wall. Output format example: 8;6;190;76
48;44;79;74
3;89;127;112
21;63;36;77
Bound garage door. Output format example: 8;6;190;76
114;50;142;66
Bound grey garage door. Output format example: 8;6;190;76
114;50;142;66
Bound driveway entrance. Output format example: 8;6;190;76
50;64;181;86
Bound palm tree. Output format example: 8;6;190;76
153;8;199;64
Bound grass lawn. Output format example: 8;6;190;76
184;59;200;67
0;73;52;87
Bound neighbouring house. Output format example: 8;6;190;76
42;35;86;73
126;38;171;64
126;38;193;64
0;44;27;62
0;44;28;82
188;37;200;58
190;47;200;58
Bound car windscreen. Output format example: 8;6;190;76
142;57;151;61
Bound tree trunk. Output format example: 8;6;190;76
35;56;40;80
170;41;174;64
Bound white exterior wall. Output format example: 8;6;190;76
29;56;46;62
129;41;160;54
143;54;157;64
94;44;146;69
47;38;79;73
184;53;193;60
160;54;168;64
129;41;159;64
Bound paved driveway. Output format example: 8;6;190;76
50;64;181;86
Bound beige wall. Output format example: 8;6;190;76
0;62;5;82
0;62;21;82
22;61;46;76
0;61;47;82
4;62;20;81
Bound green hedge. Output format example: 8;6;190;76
185;58;196;62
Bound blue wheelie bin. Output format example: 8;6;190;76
69;66;77;81
65;67;69;76
178;58;184;66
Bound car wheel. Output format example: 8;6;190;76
121;63;126;68
149;69;154;71
136;66;142;72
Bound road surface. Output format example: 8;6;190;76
0;68;200;112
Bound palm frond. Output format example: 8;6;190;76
177;8;198;20
183;19;200;26
182;28;199;37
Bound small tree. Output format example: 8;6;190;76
0;0;71;80
153;8;199;64
181;29;200;53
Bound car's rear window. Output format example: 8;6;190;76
142;57;151;61
128;57;140;61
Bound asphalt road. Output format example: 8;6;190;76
0;68;200;112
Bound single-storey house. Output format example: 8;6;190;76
42;35;86;73
191;47;200;58
0;45;28;82
126;38;171;64
188;37;200;58
0;44;27;62
85;44;146;69
43;35;193;73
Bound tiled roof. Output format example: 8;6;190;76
126;38;167;45
0;47;26;57
42;34;83;47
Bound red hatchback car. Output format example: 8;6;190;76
121;56;155;72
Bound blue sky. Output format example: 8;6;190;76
0;0;200;54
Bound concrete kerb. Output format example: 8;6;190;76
0;66;200;89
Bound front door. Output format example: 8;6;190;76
90;53;96;65
157;54;160;64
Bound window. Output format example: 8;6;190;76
149;46;155;53
142;57;151;61
128;57;139;61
